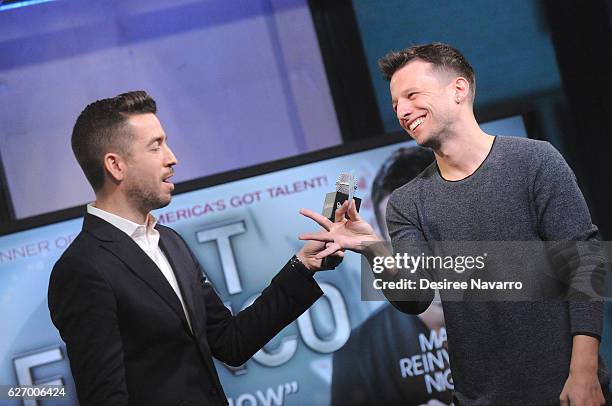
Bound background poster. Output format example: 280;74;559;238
0;140;410;405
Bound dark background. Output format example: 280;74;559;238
1;0;611;237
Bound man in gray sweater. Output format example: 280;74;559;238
300;43;609;405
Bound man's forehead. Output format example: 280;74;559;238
390;60;454;96
124;113;165;139
391;60;436;84
124;112;159;127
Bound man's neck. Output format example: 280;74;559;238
93;194;149;225
433;123;495;181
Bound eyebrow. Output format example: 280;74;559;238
147;134;167;146
401;88;418;95
392;87;419;103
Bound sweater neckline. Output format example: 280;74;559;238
435;136;498;183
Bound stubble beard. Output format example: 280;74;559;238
420;134;441;150
416;126;444;150
419;116;454;150
125;180;171;215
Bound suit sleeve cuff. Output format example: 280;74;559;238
271;256;323;303
287;255;316;278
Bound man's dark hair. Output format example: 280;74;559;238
371;146;435;229
71;90;157;191
378;42;476;100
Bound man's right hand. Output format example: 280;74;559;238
299;200;380;258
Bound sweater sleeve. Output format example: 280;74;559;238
384;188;435;314
532;142;605;339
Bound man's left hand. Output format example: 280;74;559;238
297;240;344;272
559;370;605;406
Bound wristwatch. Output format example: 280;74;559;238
287;255;315;278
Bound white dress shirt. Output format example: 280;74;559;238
87;204;193;332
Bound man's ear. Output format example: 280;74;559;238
453;77;470;103
103;152;127;183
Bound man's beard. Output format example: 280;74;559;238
418;129;444;150
125;181;171;215
420;135;441;150
419;120;452;150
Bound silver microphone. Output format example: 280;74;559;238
322;172;361;221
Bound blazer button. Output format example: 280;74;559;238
209;388;217;396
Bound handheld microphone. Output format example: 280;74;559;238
322;173;362;220
320;173;362;269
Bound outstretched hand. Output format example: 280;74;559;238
299;200;380;259
297;240;344;272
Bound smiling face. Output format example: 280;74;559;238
390;59;458;148
121;113;177;214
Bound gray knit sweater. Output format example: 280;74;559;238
386;136;607;405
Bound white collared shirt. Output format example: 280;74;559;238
87;204;193;332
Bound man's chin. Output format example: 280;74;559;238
150;195;172;211
159;196;172;209
416;134;440;150
407;130;428;146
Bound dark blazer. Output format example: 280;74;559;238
48;213;323;406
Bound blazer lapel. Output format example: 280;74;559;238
157;230;201;334
157;226;222;383
84;214;191;332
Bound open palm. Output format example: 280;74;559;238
299;200;380;259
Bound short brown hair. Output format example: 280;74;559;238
378;42;476;100
71;90;157;191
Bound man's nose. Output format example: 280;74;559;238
165;145;178;166
396;99;414;120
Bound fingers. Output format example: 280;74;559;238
299;231;334;243
300;208;333;231
348;198;361;221
315;242;343;259
326;242;345;258
334;200;349;222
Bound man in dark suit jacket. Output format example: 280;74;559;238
48;91;339;406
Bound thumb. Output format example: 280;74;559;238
334;200;349;222
348;198;361;220
559;386;569;406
